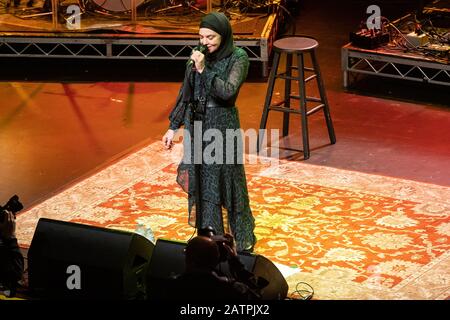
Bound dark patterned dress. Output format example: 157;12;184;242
168;47;256;251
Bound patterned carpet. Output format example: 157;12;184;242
16;141;450;300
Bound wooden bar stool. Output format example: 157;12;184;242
258;37;336;160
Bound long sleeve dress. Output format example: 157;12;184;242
168;47;256;251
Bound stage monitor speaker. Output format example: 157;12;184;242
146;239;288;300
146;238;187;300
237;251;289;300
28;218;154;299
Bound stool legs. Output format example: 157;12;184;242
297;53;310;160
283;54;293;137
258;46;336;160
258;51;281;152
311;50;336;145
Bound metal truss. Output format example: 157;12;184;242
0;9;283;76
0;36;264;61
342;44;450;87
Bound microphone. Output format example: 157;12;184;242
187;45;207;67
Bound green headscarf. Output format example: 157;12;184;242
199;12;235;62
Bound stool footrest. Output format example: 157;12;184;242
276;74;301;81
271;100;286;107
305;74;317;82
290;95;323;103
267;104;326;116
306;104;325;116
269;106;302;114
275;73;317;82
290;66;315;72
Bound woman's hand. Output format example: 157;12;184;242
190;49;205;73
162;129;175;150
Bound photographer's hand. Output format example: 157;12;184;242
222;233;238;259
0;211;16;240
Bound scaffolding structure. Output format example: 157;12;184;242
0;1;284;76
342;43;450;87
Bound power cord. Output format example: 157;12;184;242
275;2;296;36
381;15;449;63
287;281;314;300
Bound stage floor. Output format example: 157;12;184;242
1;0;449;301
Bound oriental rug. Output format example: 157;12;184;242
15;140;450;299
